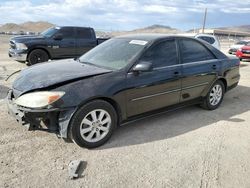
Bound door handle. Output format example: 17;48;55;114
174;71;180;77
212;65;217;70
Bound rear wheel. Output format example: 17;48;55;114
201;80;225;110
69;100;117;148
27;49;49;66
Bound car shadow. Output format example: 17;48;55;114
99;85;250;149
0;85;10;99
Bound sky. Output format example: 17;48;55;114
0;0;250;31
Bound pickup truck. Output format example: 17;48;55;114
8;26;108;65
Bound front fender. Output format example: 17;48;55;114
58;107;77;138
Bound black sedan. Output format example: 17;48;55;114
7;34;240;148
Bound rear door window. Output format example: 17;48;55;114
140;39;178;68
179;39;215;64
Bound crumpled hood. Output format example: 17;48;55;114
13;59;112;94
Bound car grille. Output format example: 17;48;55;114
9;40;16;49
242;50;250;54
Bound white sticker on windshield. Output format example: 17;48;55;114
129;40;148;46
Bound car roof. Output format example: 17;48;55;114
115;33;193;42
56;26;92;29
178;33;216;38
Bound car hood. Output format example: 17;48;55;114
13;59;112;94
230;44;244;49
10;35;45;43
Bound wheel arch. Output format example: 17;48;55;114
218;78;227;91
59;96;123;140
201;77;228;97
82;97;122;123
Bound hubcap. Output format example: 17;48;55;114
209;84;222;106
80;109;111;143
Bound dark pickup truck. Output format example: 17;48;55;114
8;26;108;65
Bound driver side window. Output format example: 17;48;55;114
140;39;178;68
57;27;74;39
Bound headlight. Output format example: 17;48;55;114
15;43;28;50
15;91;65;108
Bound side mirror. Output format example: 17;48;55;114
53;33;63;40
132;61;153;72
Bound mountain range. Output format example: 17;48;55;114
0;21;250;34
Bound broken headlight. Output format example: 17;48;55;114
15;91;65;108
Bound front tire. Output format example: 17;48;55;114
201;80;225;110
69;100;117;148
27;49;49;66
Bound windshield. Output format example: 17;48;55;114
41;27;59;37
79;38;148;70
236;41;247;45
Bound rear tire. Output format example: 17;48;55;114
16;60;26;63
69;100;117;148
201;80;225;110
27;49;49;66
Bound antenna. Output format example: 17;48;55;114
202;8;207;34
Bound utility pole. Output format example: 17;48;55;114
202;8;207;33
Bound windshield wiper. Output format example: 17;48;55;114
77;59;96;66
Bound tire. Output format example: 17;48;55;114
27;49;49;65
16;60;26;63
201;80;225;110
69;100;117;148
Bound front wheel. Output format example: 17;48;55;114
69;100;117;148
201;80;225;110
27;49;49;66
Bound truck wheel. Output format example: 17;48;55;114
27;49;49;66
69;100;117;148
201;80;225;110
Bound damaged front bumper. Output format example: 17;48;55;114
6;90;76;139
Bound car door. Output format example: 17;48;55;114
76;28;97;56
126;39;182;117
51;27;76;58
178;38;219;102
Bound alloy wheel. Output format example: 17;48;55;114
209;84;222;106
80;109;111;143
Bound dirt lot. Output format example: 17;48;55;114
1;35;250;188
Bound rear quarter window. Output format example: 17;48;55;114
198;36;215;44
179;39;216;63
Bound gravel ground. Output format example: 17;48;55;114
1;35;250;188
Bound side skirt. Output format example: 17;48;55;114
121;97;203;126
